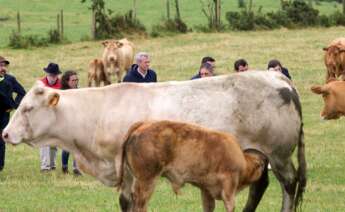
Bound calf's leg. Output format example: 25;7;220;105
131;178;157;212
222;178;237;212
201;188;215;212
243;165;269;212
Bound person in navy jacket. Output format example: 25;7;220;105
0;56;25;171
123;52;157;83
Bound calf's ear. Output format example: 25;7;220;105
322;47;329;51
311;85;326;95
47;92;60;107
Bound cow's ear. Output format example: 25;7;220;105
323;47;329;51
102;40;109;47
311;85;327;95
47;92;60;107
337;45;345;52
116;41;124;48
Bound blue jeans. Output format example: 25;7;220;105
61;150;77;169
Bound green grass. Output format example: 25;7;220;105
1;27;345;211
0;0;343;47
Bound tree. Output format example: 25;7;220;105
200;0;222;30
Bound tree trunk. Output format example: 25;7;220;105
175;0;181;20
308;0;313;7
343;0;345;15
248;0;253;12
214;0;221;28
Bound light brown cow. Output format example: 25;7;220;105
88;59;111;87
311;80;345;120
102;38;134;83
323;37;345;82
119;121;268;212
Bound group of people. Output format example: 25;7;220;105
0;57;81;175
190;56;291;80
0;51;292;175
39;63;81;175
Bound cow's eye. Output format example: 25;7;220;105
22;106;33;113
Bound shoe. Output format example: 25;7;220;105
51;167;56;170
73;169;82;176
62;167;68;174
40;168;51;173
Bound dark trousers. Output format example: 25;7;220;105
62;150;77;169
0;134;5;171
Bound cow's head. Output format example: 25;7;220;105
2;83;60;145
311;81;345;120
102;40;123;63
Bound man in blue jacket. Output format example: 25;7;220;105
123;52;157;83
0;56;26;171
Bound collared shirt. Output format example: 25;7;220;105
40;77;62;89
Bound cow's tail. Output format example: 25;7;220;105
294;122;307;211
116;121;145;191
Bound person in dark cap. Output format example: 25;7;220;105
191;56;216;80
40;62;62;89
0;56;25;171
39;62;62;172
267;59;292;80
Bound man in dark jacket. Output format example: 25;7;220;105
123;52;157;83
0;56;25;171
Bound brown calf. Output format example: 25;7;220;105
88;59;111;87
119;121;268;212
323;37;345;82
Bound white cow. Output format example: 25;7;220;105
2;71;306;212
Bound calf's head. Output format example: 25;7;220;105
311;81;345;120
2;84;60;145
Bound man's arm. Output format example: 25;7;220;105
7;75;26;108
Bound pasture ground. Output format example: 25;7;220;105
0;0;342;47
1;27;345;211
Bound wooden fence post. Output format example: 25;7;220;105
17;11;21;34
166;0;170;19
60;10;64;40
133;0;137;21
175;0;181;20
91;9;96;40
57;14;60;36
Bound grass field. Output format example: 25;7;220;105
1;26;345;211
0;0;343;47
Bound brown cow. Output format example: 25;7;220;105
119;121;268;212
311;80;345;120
102;38;134;83
323;37;345;82
88;59;111;87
